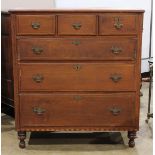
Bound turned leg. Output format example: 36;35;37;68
128;131;137;148
18;131;26;148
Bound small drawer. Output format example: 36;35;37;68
19;93;136;127
99;14;138;35
16;15;55;35
58;15;97;35
17;36;137;61
19;63;135;91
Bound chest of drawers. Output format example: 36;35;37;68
10;9;144;148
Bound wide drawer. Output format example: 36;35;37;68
16;15;55;35
17;37;137;60
99;14;138;35
58;15;96;35
19;93;136;127
19;63;135;91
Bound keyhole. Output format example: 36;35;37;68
73;64;81;71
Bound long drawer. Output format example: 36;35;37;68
19;63;135;91
19;93;136;127
18;37;137;60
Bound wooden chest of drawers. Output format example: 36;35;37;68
10;9;144;148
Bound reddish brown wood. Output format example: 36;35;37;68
19;93;136;127
1;12;11;35
99;14;138;35
9;10;144;148
1;12;14;114
18;126;138;132
58;15;96;35
17;36;137;61
9;9;145;13
19;63;136;91
16;15;55;35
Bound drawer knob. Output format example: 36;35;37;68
32;74;44;83
31;22;40;29
72;40;81;46
33;107;46;115
72;23;82;30
114;17;123;29
111;46;122;54
32;47;43;55
110;74;122;83
110;107;121;116
73;64;81;71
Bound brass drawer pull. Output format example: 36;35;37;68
73;64;81;71
72;23;82;30
33;107;46;115
32;74;44;83
114;17;123;29
32;47;43;55
110;107;121;116
110;74;122;83
73;95;82;101
72;40;81;46
31;22;40;29
111;46;122;54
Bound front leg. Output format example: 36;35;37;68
18;131;26;148
128;131;137;148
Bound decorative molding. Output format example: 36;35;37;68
18;127;138;132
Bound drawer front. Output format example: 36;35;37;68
16;15;55;35
99;14;138;35
20;93;136;127
18;37;136;60
20;63;135;91
58;15;96;35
